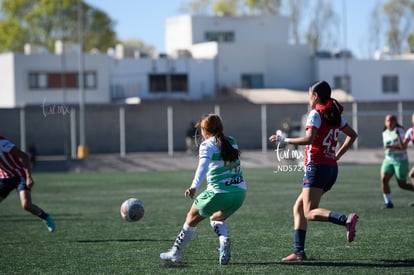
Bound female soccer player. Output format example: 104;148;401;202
381;114;414;209
269;80;358;261
160;114;246;265
404;113;414;188
0;136;55;232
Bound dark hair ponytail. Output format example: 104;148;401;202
216;133;240;162
323;99;342;126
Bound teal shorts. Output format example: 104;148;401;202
381;158;409;180
194;189;246;218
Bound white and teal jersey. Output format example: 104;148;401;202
382;128;408;161
191;136;246;193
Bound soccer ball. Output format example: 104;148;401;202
120;198;144;222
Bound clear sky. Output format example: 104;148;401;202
85;0;385;59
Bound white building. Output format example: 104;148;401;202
0;14;413;108
166;15;312;90
315;58;414;102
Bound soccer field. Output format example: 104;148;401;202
1;165;414;274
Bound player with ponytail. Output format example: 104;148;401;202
269;80;358;261
161;114;246;265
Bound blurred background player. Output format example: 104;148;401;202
185;121;197;154
0;136;55;232
160;114;246;265
381;114;414;209
404;113;414;189
269;80;358;261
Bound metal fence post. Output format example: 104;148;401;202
167;106;174;156
120;106;126;157
261;104;267;153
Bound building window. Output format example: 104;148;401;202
171;74;188;91
334;75;351;93
84;72;97;89
28;71;97;90
382;75;398;93
205;31;235;42
241;74;264;88
149;74;188;93
29;73;47;89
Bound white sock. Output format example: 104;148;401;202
210;220;228;238
172;224;196;253
383;193;392;204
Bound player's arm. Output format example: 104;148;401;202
336;124;358;161
10;146;34;187
269;127;316;145
186;153;210;199
395;128;407;149
285;127;316;145
402;130;411;147
386;128;407;150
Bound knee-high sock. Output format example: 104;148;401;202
172;224;196;253
210;220;229;238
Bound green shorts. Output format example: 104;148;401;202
194;189;246;218
381;158;409;180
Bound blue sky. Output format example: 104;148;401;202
86;0;385;59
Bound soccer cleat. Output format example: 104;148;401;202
160;249;182;262
346;213;358;242
219;237;231;265
383;202;394;209
43;214;56;232
282;251;307;261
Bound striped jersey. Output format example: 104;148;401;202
304;109;347;166
0;137;26;178
191;136;246;193
383;128;408;161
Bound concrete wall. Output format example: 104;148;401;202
2;100;414;156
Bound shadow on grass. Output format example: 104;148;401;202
75;239;171;243
232;259;414;268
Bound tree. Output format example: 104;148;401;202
179;0;214;15
213;0;240;15
285;0;307;45
382;0;414;54
304;0;338;53
245;0;282;15
368;3;384;56
0;0;117;53
180;0;282;16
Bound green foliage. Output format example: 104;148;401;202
408;33;414;53
213;0;239;15
245;0;282;15
0;0;117;53
1;165;414;273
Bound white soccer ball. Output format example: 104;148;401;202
120;198;145;222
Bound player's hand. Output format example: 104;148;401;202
269;130;285;143
184;187;196;199
26;176;34;188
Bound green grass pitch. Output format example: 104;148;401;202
1;165;414;274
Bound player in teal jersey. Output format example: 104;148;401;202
160;114;246;265
381;114;414;209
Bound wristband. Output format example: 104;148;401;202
284;138;291;143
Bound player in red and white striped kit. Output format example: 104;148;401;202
0;136;55;232
269;81;358;261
